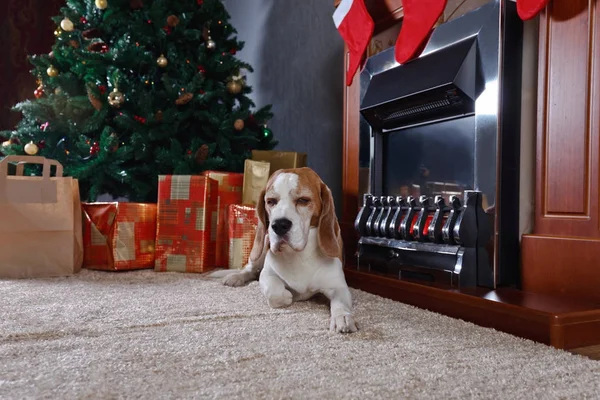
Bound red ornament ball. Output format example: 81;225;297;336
162;26;172;34
80;17;88;24
230;48;237;55
98;85;107;95
199;89;205;94
197;65;205;74
197;0;203;4
90;142;100;155
38;140;46;149
34;87;44;99
100;44;109;53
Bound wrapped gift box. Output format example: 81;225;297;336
155;175;218;273
251;150;307;176
201;170;243;267
82;202;157;271
242;159;270;206
227;204;259;269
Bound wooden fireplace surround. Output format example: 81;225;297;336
335;0;600;350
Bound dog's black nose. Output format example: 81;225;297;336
271;218;292;236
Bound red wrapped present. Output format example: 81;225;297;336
227;204;259;269
201;170;243;268
155;175;218;273
82;202;157;271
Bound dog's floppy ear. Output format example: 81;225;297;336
317;182;342;259
249;187;269;262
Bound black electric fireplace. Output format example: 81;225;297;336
354;0;523;288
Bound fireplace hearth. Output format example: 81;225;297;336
354;0;523;288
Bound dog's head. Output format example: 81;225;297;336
249;167;342;262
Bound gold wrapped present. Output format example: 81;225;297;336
242;159;270;206
251;150;307;176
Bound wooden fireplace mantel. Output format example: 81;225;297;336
335;0;600;350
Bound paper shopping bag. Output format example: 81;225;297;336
0;156;83;279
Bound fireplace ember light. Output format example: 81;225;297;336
354;0;524;288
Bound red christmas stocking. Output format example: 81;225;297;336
333;0;375;86
517;0;551;20
395;0;447;64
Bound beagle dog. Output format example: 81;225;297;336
210;167;358;334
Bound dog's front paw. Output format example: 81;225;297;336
222;272;248;287
266;289;293;308
330;314;358;334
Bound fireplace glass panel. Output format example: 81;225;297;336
382;115;476;202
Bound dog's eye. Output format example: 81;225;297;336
296;197;311;205
266;198;278;207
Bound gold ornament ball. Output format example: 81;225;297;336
95;0;108;9
108;88;125;108
227;80;242;94
24;141;39;155
234;119;244;131
157;54;168;68
47;66;59;77
60;18;74;32
206;39;216;50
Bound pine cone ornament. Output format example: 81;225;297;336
167;15;180;27
195;144;209;164
175;93;193;105
87;87;103;111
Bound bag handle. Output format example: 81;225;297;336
8;156;64;178
0;156;64;203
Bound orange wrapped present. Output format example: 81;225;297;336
82;202;157;271
227;204;259;269
155;175;218;273
201;171;243;267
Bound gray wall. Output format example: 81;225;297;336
223;0;345;214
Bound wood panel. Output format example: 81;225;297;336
544;0;592;216
534;0;600;236
521;0;600;302
522;235;600;303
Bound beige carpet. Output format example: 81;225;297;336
1;270;599;400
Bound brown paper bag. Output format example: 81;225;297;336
242;159;270;206
0;156;83;279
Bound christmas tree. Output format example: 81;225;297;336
0;0;277;202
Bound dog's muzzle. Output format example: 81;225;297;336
271;218;292;237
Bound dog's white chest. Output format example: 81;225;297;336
265;228;340;296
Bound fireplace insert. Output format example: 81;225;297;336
354;0;523;288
